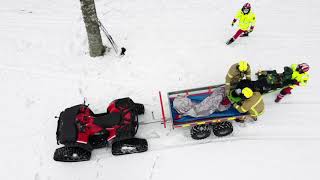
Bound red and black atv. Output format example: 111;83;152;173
54;97;148;162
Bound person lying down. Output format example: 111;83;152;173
173;87;231;118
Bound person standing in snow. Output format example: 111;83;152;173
225;61;252;96
226;3;256;45
275;63;310;102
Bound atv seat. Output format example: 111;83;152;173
93;112;121;128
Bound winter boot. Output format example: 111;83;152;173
235;119;245;123
275;94;284;103
235;116;246;123
226;38;235;45
240;32;249;37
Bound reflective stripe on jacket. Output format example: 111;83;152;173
233;92;264;117
225;63;251;94
235;10;256;30
290;64;310;87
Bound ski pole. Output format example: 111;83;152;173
97;19;119;54
97;19;126;56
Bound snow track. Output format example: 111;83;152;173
1;0;320;180
139;121;320;153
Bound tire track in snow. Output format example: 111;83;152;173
148;155;159;180
90;134;320;162
0;64;126;87
146;135;320;154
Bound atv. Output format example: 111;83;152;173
54;97;148;162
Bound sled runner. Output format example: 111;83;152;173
161;85;253;140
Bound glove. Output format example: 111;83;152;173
231;19;237;27
235;88;242;95
249;26;254;33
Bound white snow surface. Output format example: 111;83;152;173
1;0;320;179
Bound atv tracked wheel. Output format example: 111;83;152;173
89;134;109;149
131;116;139;137
134;103;145;115
212;121;233;137
112;138;148;156
190;124;211;140
53;146;91;162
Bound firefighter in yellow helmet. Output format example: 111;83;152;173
275;63;310;102
225;61;251;96
233;87;264;118
226;3;256;45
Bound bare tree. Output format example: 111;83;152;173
80;0;105;57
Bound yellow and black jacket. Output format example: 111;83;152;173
225;63;251;95
234;10;256;31
233;92;264;117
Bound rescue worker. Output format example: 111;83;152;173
233;87;264;119
275;63;310;102
225;61;252;96
226;3;256;45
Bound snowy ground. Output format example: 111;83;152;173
1;0;320;179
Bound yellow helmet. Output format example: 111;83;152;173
238;61;248;72
242;87;253;98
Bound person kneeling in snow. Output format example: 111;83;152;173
275;63;310;102
232;87;264;120
226;3;256;45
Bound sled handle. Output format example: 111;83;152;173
159;91;166;128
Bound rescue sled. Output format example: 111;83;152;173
160;85;254;140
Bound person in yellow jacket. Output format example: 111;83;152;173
225;61;251;96
233;87;264;118
275;63;310;102
226;3;256;45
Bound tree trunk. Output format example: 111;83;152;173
80;0;105;57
